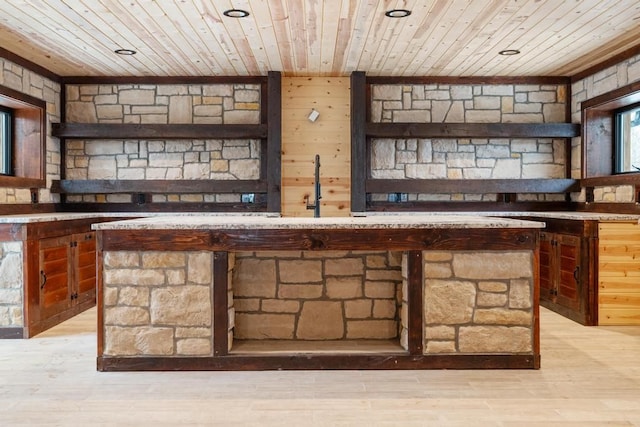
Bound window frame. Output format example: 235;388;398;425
581;81;640;184
0;105;13;176
613;102;640;174
0;85;47;189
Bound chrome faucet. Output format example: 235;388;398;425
305;154;321;217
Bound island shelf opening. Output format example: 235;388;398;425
226;250;407;355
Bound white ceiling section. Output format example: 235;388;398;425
0;0;639;78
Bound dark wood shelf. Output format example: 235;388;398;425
51;179;266;194
366;122;580;139
51;123;268;140
366;178;580;194
581;174;640;187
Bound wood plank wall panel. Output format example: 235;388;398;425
281;77;350;217
2;1;640;78
598;222;640;325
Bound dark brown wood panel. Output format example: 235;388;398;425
539;232;554;302
75;232;97;302
60;202;267;213
51;123;267;140
367;201;577;212
0;203;56;216
351;71;367;212
581;174;640;187
367;179;580;194
366;122;580;139
100;228;538;252
24;219;98;240
578;202;640;214
97;353;539;371
406;251;423;356
0;327;24;339
51;179;267;194
556;234;581;312
1;84;47;188
213;252;228;357
38;235;72;319
266;71;282;213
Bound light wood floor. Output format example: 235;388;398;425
1;308;640;426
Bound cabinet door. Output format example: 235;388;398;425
555;234;582;312
539;231;555;302
74;232;96;305
39;235;72;319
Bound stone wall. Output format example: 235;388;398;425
370;83;568;202
423;251;534;354
0;241;23;327
572;53;640;203
65;83;261;203
101;248;535;357
102;251;213;356
232;251;403;341
0;57;62;204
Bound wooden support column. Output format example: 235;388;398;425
407;250;424;355
266;71;282;213
350;71;367;213
213;251;229;357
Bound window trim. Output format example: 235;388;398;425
613;102;640;174
0;105;12;175
0;85;47;188
581;81;640;184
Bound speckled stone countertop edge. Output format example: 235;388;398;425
91;214;545;230
359;211;640;221
2;210;638;226
0;212;278;224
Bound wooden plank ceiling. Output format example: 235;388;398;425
0;0;639;78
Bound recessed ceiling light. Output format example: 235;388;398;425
114;48;136;56
385;9;411;18
498;49;521;56
223;9;250;18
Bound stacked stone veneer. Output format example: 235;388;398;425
65;83;261;203
423;251;534;354
370;83;568;202
572;53;640;203
102;251;214;356
0;57;62;204
100;248;535;357
0;241;23;327
232;251;403;342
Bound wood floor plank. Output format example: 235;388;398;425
1;307;640;425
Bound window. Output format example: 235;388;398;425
582;82;640;181
615;105;640;174
0;106;12;176
0;85;46;188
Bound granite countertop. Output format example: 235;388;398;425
360;211;640;221
0;212;277;224
3;210;638;226
92;214;545;230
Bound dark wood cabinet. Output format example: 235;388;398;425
0;218;105;338
539;231;583;320
38;232;96;322
533;218;597;325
